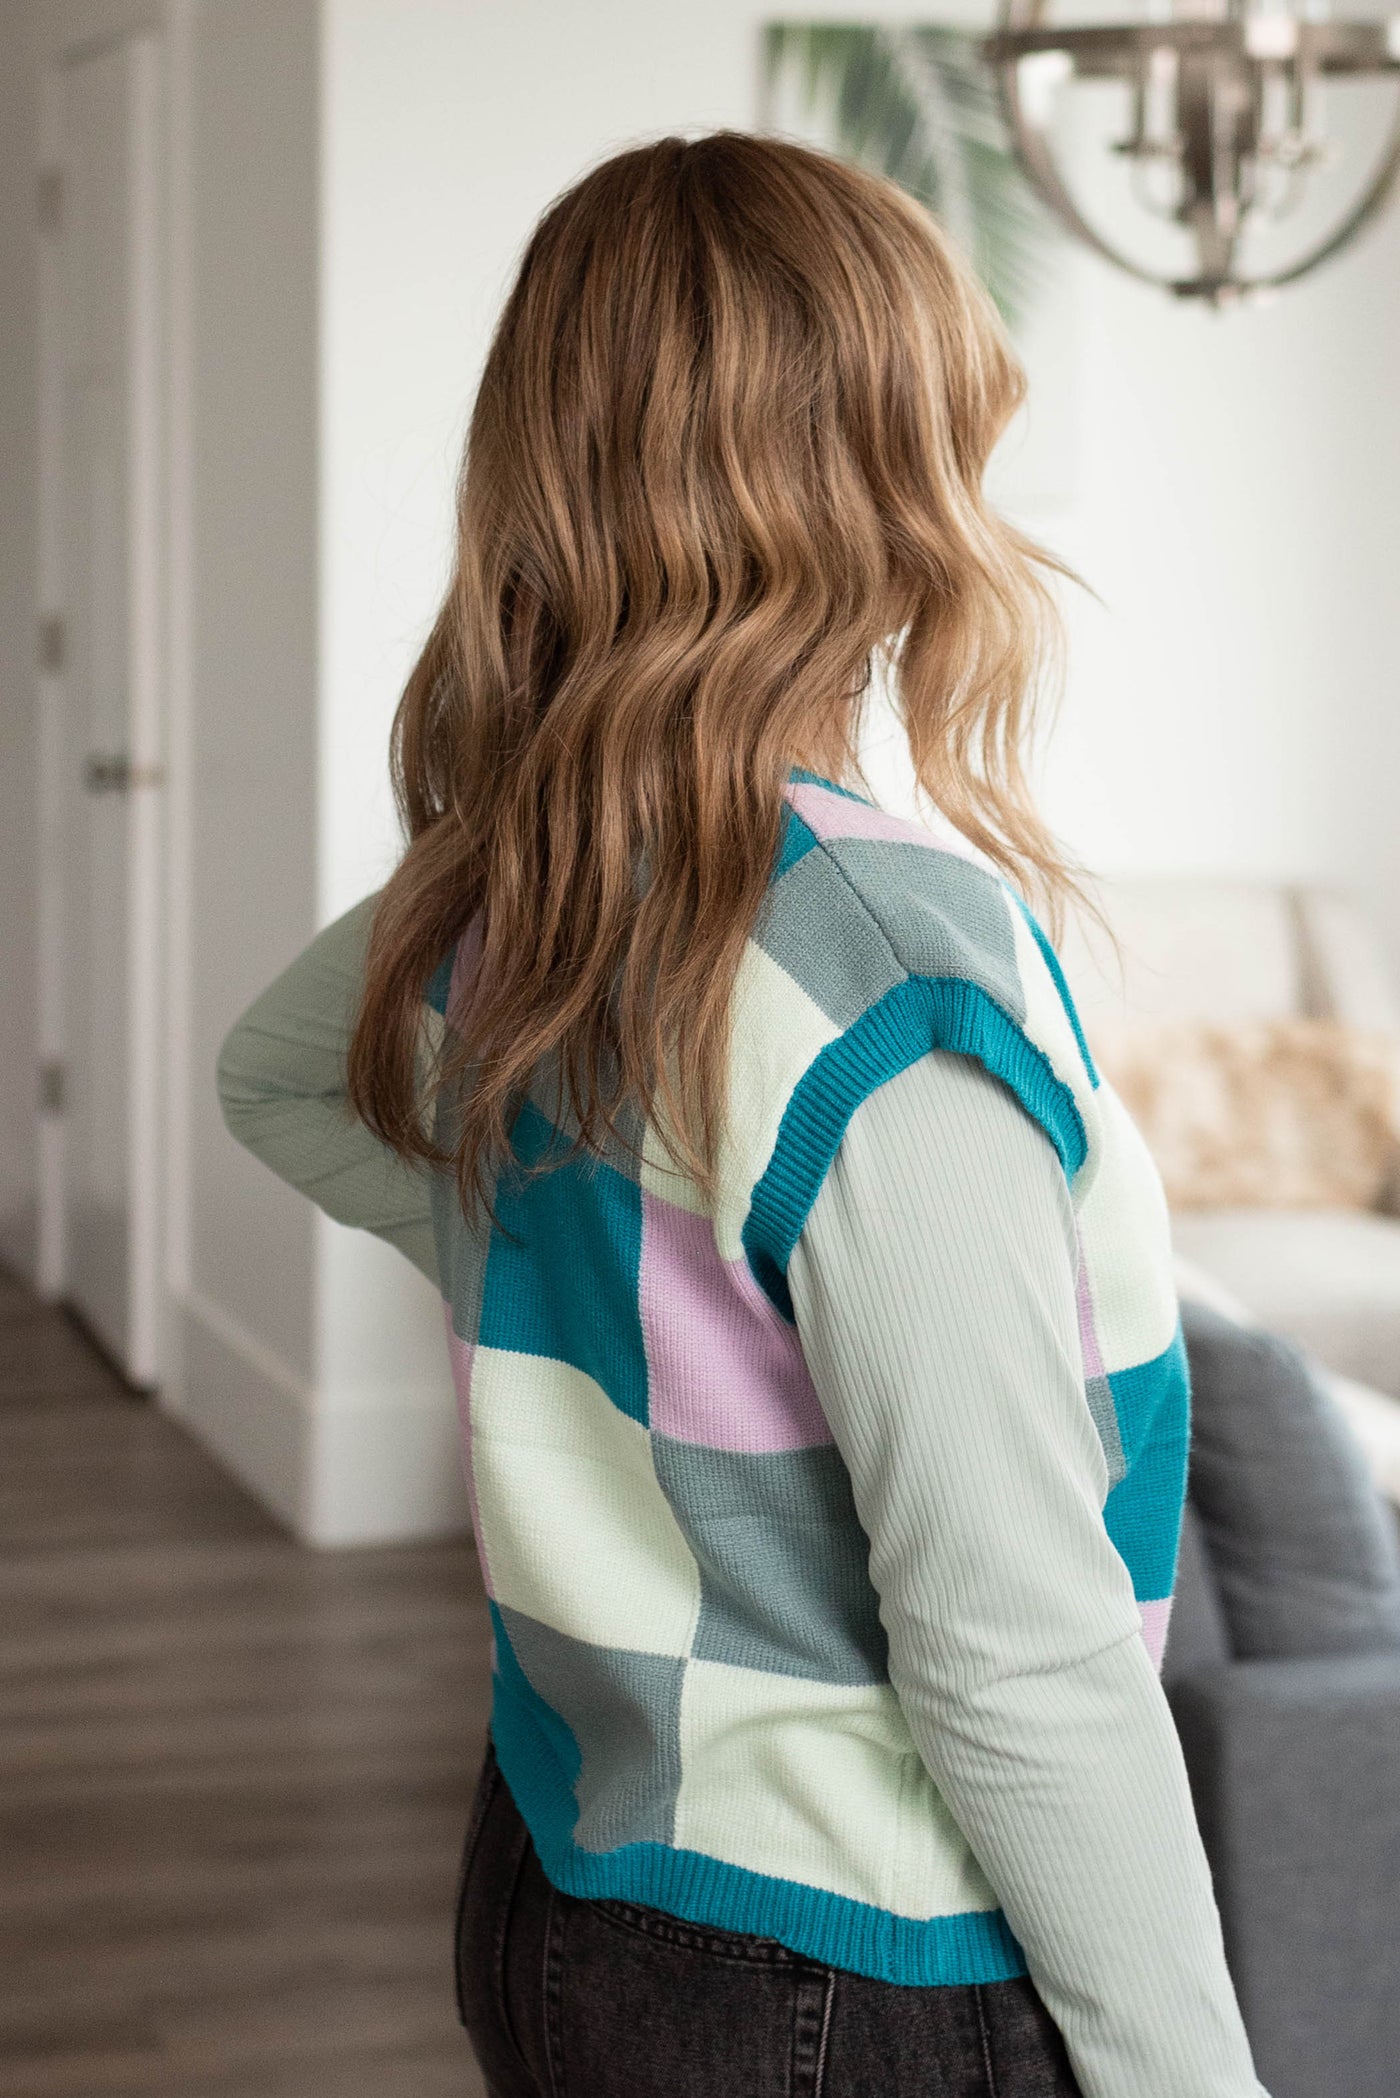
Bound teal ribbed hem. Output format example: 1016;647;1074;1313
489;1661;1029;1989
743;973;1088;1318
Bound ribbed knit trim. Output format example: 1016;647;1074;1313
743;974;1089;1318
1013;896;1101;1090
489;1655;1029;1988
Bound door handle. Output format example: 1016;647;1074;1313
81;753;165;794
82;752;129;794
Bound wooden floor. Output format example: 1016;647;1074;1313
0;1266;492;2098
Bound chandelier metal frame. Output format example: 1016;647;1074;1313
984;1;1400;301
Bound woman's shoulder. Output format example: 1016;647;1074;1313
757;774;1076;1077
729;777;1110;1301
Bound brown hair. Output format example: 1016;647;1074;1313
349;131;1069;1213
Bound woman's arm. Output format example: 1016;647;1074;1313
787;1051;1266;2098
217;896;439;1288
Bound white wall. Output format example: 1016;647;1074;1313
168;0;467;1543
163;0;326;1524
318;0;790;923
0;1;40;1280
1040;229;1400;951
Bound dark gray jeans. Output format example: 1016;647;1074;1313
455;1739;1083;2098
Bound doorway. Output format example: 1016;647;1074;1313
38;27;166;1387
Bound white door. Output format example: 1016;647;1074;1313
50;34;164;1384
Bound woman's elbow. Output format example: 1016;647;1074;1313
216;1014;278;1150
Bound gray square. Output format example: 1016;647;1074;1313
498;1604;685;1851
823;839;1022;1018
756;847;905;1029
651;1435;889;1685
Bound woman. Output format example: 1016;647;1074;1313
220;135;1267;2098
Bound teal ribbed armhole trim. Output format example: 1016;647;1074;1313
1013;896;1100;1089
743;974;1088;1319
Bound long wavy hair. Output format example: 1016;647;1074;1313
349;131;1070;1214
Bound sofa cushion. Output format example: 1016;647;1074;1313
1296;888;1400;1033
1175;1246;1400;1508
1058;879;1303;1032
1180;1300;1400;1660
1172;1208;1400;1398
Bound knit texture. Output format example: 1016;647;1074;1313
427;773;1188;1987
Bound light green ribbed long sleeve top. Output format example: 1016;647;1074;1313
218;897;1267;2098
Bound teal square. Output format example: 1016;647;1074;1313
479;1101;649;1424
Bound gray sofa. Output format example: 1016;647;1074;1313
1164;1301;1400;2098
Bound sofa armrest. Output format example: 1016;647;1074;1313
1169;1653;1400;2098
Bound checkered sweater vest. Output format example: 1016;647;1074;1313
425;773;1188;1988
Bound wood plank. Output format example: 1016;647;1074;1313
0;1269;489;2096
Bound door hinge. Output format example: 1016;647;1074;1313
38;616;64;673
39;1061;65;1115
37;167;63;236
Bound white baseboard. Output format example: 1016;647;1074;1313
308;1376;470;1546
163;1289;312;1531
166;1289;470;1547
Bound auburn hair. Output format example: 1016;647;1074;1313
349;130;1070;1214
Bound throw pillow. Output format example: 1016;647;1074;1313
1180;1298;1400;1660
1093;1016;1400;1209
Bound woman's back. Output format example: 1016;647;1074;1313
420;766;1186;1988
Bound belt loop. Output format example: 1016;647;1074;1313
813;1969;835;2095
792;1966;835;2097
974;1982;999;2097
542;1882;566;2098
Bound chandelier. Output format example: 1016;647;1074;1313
984;0;1400;302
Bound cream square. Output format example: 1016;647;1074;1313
673;1657;994;1919
639;941;846;1261
720;944;842;1260
1012;910;1178;1372
886;1754;1000;1921
470;1348;701;1657
641;942;841;1257
1076;1082;1181;1375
